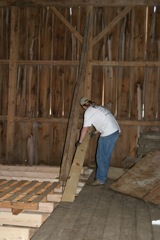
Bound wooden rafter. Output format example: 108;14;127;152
0;0;160;7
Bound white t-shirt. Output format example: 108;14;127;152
83;105;120;137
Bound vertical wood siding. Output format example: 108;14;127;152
0;6;160;167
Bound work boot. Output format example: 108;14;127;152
88;179;104;186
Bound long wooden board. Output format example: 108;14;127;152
0;226;37;240
0;212;49;227
61;127;93;202
110;150;160;204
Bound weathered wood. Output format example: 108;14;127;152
0;5;160;169
108;167;127;180
84;6;93;97
60;6;93;182
110;150;160;204
93;7;132;46
50;7;83;43
0;180;60;211
1;116;160;126
0;0;160;7
32;179;160;240
6;7;18;163
1;59;160;66
144;183;160;204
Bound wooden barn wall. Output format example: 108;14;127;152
0;6;160;168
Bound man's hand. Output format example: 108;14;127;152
90;131;97;138
75;141;81;148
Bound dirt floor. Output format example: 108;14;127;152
31;179;160;240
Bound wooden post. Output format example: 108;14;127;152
60;6;93;183
84;6;93;98
6;7;18;163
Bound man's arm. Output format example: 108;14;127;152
79;126;89;143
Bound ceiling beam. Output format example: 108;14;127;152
0;0;160;7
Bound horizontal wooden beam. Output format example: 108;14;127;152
0;0;160;7
0;116;160;126
118;120;160;126
1;60;160;67
92;60;160;67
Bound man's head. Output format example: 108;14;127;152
80;97;90;105
80;97;91;109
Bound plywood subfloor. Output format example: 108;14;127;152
110;150;160;205
31;177;160;240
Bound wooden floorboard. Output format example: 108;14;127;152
31;180;160;240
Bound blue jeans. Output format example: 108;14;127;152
96;130;119;183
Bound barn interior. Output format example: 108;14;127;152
0;0;160;239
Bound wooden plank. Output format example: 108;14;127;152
27;202;55;213
0;226;37;240
61;127;92;202
47;193;62;202
148;203;160;240
0;201;38;210
0;180;27;199
0;165;60;173
108;167;127;180
6;6;18;163
119;196;136;240
0;180;59;212
143;183;160;204
5;181;38;201
84;183;115;240
18;182;51;202
1;115;160;126
60;6;93;183
110;150;160;204
50;7;83;43
0;0;160;7
136;198;153;240
0;212;49;227
84;6;93;98
102;191;123;239
32;182;58;203
1;59;160;67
